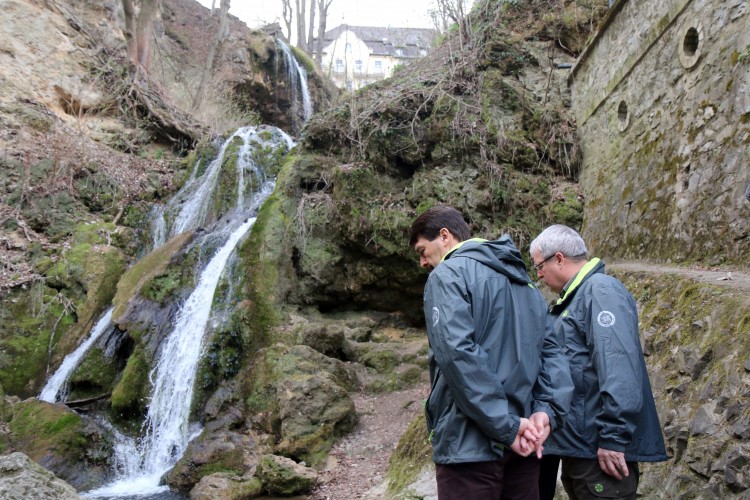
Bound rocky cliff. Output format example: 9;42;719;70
2;0;749;498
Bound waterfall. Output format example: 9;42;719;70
149;126;293;247
38;308;114;403
278;40;313;123
81;126;291;498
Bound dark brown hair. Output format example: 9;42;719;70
408;206;471;246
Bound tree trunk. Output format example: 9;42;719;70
282;0;293;43
306;0;316;56
315;0;332;66
135;0;159;72
295;0;306;52
193;0;230;109
121;0;138;66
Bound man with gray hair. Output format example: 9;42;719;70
530;225;667;500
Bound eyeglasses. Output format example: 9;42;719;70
533;254;555;271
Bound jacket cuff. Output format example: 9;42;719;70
507;416;520;447
532;402;556;431
598;439;627;453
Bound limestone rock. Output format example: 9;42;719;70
256;454;317;496
166;429;260;492
0;452;80;500
8;399;114;490
189;472;262;500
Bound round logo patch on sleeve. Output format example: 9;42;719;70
432;307;440;327
597;311;616;327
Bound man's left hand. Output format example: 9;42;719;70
597;448;629;480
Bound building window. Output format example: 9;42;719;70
345;42;352;53
374;60;382;73
335;59;344;72
347;81;354;90
354;60;363;73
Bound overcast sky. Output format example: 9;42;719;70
195;0;443;32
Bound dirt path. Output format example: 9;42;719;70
310;383;430;500
609;261;750;299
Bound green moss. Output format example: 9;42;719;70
9;400;88;460
0;283;77;397
68;347;118;400
112;231;193;321
361;348;399;373
386;413;433;496
110;347;150;420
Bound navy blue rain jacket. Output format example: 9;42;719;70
543;258;668;462
423;236;573;464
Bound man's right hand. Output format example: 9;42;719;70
511;417;541;456
529;411;551;459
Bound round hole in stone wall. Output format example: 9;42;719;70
683;27;699;56
679;23;703;69
617;100;629;131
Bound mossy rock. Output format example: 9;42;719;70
67;347;118;401
9;399;114;490
166;429;257;492
256;454;318;496
189;472;263;499
386;413;433;496
0;283;77;397
242;344;357;466
110;346;150;421
112;231;193;322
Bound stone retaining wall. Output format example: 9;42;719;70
570;0;750;265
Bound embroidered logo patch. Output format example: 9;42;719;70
597;310;616;327
595;483;604;493
432;307;440;327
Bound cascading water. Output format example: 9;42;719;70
38;308;114;403
149;127;293;249
26;125;294;498
278;39;313;123
86;217;258;498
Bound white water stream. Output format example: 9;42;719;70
86;216;257;498
278;40;313;123
39;308;114;403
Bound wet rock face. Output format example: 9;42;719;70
0;452;81;500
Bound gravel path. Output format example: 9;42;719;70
310;383;430;500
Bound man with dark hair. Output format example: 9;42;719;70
409;206;573;499
530;224;667;500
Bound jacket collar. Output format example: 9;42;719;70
441;238;487;263
553;257;603;308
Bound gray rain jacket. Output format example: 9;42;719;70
423;236;573;464
543;258;668;462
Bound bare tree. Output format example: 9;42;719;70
315;0;333;65
121;0;160;74
193;0;230;109
307;0;316;56
429;0;471;47
295;0;307;52
282;0;293;42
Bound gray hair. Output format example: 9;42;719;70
530;225;588;260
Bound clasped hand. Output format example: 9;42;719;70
510;412;550;458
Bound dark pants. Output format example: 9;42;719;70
435;453;541;500
560;457;639;500
539;454;561;500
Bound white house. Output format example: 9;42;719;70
318;25;437;90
